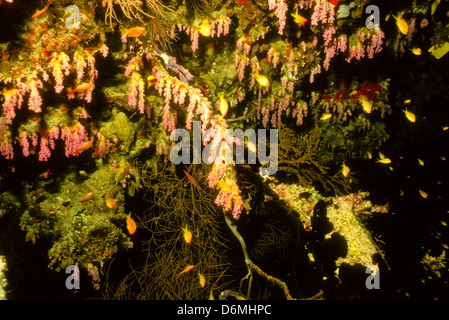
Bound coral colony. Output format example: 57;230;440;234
0;0;449;300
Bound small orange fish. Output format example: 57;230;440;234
106;198;116;209
251;72;270;87
147;75;158;88
80;192;94;205
418;189;428;199
198;272;206;287
218;92;228;117
183;170;200;190
403;108;416;123
410;48;422;55
342;163;350;178
74;140;93;157
126;213;137;234
291;8;308;26
38;168;52;179
393;15;408;35
320;113;333;121
182;225;192;243
359;95;372;113
198;20;211;37
32;0;52;19
178;265;195;275
122;27;145;37
213;179;232;192
71;82;93;94
376;157;391;164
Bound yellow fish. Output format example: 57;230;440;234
199;20;211;37
404;99;411;104
218;92;228;117
198;272;206;288
106;198;116;209
178;265;195;275
418;159;424;166
126;213;137;235
182;225;192;243
342;163;350;178
291;8;308;26
32;0;52;19
393;15;409;35
410;48;422;55
418;189;428;199
442;126;449;131
245;140;257;153
251;72;270;87
213;179;232;192
377;158;391;164
122;27;146;37
71;82;93;94
403;108;416;123
376;153;391;164
359;95;372;113
147;75;158;88
367;151;372;160
320;113;332;121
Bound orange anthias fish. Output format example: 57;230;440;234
213;179;232;193
359;95;372;113
80;192;94;205
182;225;192;244
178;265;195;275
106;198;116;209
418;189;428;199
218;92;228;117
251;71;270;87
291;8;308;26
198;20;211;37
71;82;93;94
410;48;422;55
122;27;146;37
342;163;350;178
198;272;206;288
393;15;409;35
184;170;201;190
147;75;158;88
73;140;93;157
320;113;333;121
403;108;416;123
32;0;52;19
126;213;137;235
38;168;52;179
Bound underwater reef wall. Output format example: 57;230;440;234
0;0;449;299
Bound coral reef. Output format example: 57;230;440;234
0;0;448;300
